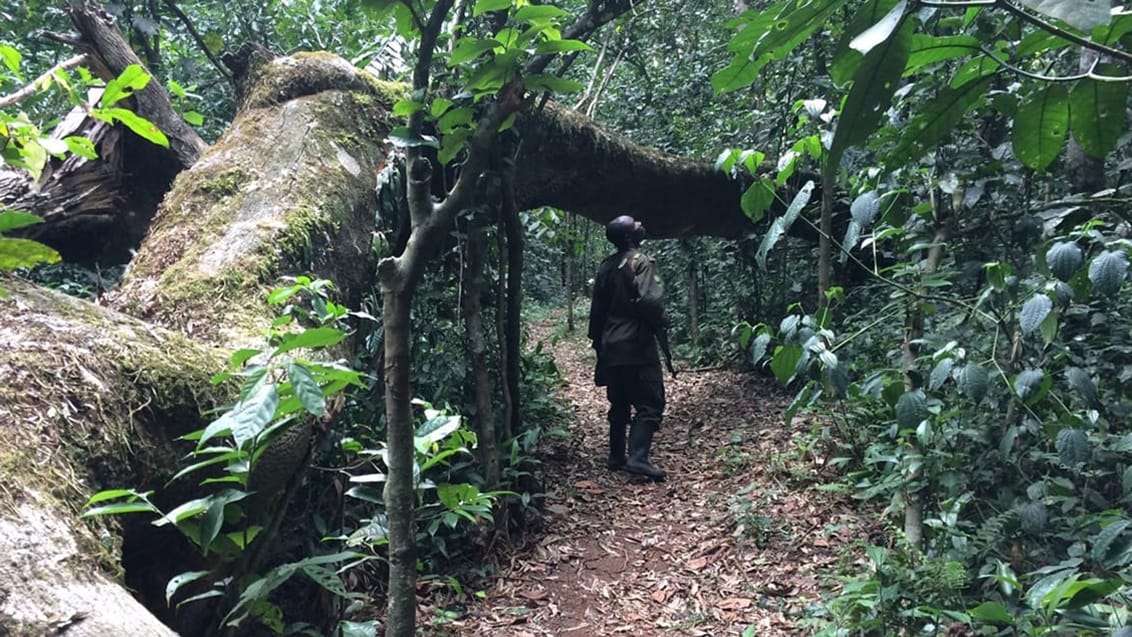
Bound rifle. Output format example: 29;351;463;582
618;252;677;378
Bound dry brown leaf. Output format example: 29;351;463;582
684;556;709;571
716;597;752;610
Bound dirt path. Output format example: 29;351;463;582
425;314;870;636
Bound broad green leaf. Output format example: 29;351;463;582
392;98;424;117
63;135;98;159
1088;250;1128;297
513;5;571;22
430;98;453;118
437;106;473;134
438;127;472;165
1019;294;1052;335
1092;519;1130;563
968;601;1013;624
1018;0;1111;32
86;489;151;505
950;55;1001;89
905;35;980;75
751;332;772;365
1046;241;1083;281
1013;369;1047;403
82;501;160;517
524;73;584;94
302;564;351;597
98;107;170;147
840;221;862;264
958;363;989;402
230;381;280;450
740;178;776;222
154;496;211;526
756;181;814;270
888;75;992;167
830;0;899;84
100;64;151;108
0;210;43;233
287;363;326;416
769;344;804;383
828;21;912;170
0;44;21;76
1069;64;1128;157
166;571;211;605
1012;83;1069;171
895;390;927;428
532;39;593;55
449;37;503;65
183;111;204;126
929;358;954;391
0;237;61;270
273;326;347;355
473;0;511;16
850;0;906;55
850;191;881;227
1094;12;1132;46
711;57;761;94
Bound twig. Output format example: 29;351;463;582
160;0;233;85
0;53;89;109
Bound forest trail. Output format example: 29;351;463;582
423;311;871;636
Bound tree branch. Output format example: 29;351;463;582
524;0;643;76
159;0;233;86
0;53;89;109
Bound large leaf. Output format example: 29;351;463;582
0;237;61;270
756;181;815;269
1018;0;1111;32
449;37;503;65
1066;367;1098;405
523;73;585;94
850;190;882;227
830;0;900;84
1046;241;1083;281
1012;83;1069;171
1069;64;1128;157
770;343;804;383
0;210;44;233
828;20;912;171
905;35;981;75
850;0;907;55
100;64;152;108
287;363;326;417
888;75;992;167
1019;294;1052;335
1088;250;1128;297
895;390;928;429
1013;369;1047;403
274;326;347;355
740;177;776;222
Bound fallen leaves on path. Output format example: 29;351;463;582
421;313;873;636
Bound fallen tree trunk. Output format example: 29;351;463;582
1;50;399;634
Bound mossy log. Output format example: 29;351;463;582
0;52;399;635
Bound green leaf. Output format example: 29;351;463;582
828;20;912;170
740;178;776;222
840;221;862;265
533;39;593;55
958;363;989;402
1018;0;1111;32
905;35;981;75
1069;64;1128;157
1046;241;1083;281
392;98;424;117
968;601;1013;624
1014;369;1048;404
756;181;814;269
1066;367;1097;405
895;390;927;429
273;327;347;356
1012;83;1069;171
100;64;151;108
166;571;211;605
82;501;160;517
1088;250;1128;297
87;489;151;505
63;135;98;159
711;57;761;94
449;37;503;65
829;0;899;84
287;363;326;417
98;107;170;148
0;237;62;270
473;0;512;16
1019;294;1052;335
513;5;571;22
523;73;584;94
928;358;953;391
182;111;204;126
0;44;21;76
437;106;474;134
770;344;804;383
849;0;906;55
339;620;379;637
751;332;772;365
0;210;44;233
850;191;881;227
438;127;472;165
1092;519;1129;563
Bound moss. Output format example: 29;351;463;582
200;167;251;198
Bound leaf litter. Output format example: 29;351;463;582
419;313;874;635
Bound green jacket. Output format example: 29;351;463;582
588;248;668;368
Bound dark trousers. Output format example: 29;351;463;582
605;364;665;431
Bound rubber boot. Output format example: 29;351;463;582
607;422;627;470
624;421;666;481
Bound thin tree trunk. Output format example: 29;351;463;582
496;218;515;444
381;284;417;637
817;166;835;315
565;213;576;333
501;174;524;435
460;219;501;488
683;239;700;349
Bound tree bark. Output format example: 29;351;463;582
502;170;524;436
460;219;501;488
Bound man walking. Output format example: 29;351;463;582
588;215;669;481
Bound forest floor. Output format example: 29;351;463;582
421;311;874;636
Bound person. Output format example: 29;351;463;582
588;215;671;481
